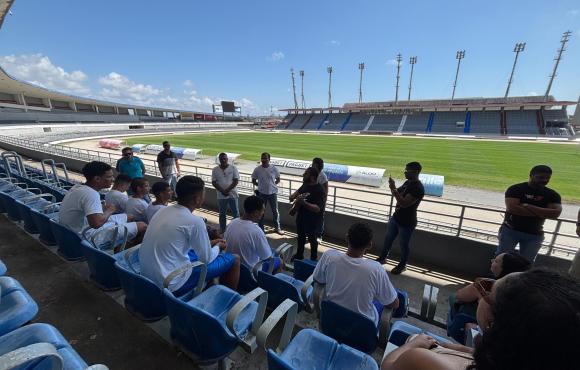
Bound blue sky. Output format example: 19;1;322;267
0;0;579;115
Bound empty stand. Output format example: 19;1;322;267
431;112;467;134
469;111;501;135
505;110;538;135
402;112;430;133
344;114;372;131
302;114;325;130
319;113;349;131
284;114;309;130
367;114;403;132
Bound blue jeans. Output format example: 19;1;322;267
378;218;415;266
496;225;543;262
217;197;240;232
257;193;280;230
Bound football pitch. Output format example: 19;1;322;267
126;132;580;202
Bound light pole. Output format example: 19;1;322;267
327;66;333;108
358;62;365;103
545;31;572;100
299;70;305;109
290;68;298;110
505;43;526;99
408;56;417;102
451;50;465;101
394;53;402;103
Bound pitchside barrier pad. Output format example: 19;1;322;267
131;144;147;153
418;174;444;197
98;139;123;150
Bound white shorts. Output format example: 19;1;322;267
84;214;138;248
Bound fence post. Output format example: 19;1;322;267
332;186;337;212
546;220;562;256
388;194;394;217
456;206;466;236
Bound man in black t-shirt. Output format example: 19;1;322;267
156;141;181;195
290;167;325;261
497;165;562;262
376;162;425;274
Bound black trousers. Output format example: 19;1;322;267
296;219;319;260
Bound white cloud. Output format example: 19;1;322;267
0;53;90;95
267;51;285;62
328;40;341;46
567;9;579;16
182;79;193;87
528;91;539;96
98;72;162;105
385;59;398;66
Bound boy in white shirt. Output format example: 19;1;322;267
313;222;399;327
105;174;131;214
125;178;150;223
59;161;147;246
212;152;240;233
140;176;240;296
146;181;172;222
224;195;282;272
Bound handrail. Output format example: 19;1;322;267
0;134;577;258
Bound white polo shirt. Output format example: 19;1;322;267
224;218;272;267
313;249;398;326
212;164;240;200
252;165;280;195
146;204;166;223
125;198;149;223
105;189;129;214
140;204;219;291
318;170;328;185
59;184;103;233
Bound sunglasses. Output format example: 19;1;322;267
122;152;133;156
474;278;494;305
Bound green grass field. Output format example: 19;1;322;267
126;132;580;202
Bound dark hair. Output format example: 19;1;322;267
496;251;531;279
304;166;319;180
82;161;112;181
151;181;170;197
261;152;271;160
114;174;132;185
470;269;580;370
219;152;227;158
346;222;373;250
530;165;552;176
406;161;422;172
176;175;204;204
121;147;132;153
244;195;265;214
130;178;148;194
162;141;170;146
312;157;324;170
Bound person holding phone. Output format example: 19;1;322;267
376;162;424;274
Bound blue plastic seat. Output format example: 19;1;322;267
446;311;477;344
0;188;35;222
30;209;59;246
0;260;6;276
163;284;267;365
0;323;88;370
113;247;167;321
267;329;378;370
0;276;39;336
15;195;55;234
293;259;317;282
238;243;294;294
238;263;259;294
80;240;131;292
49;219;85;261
393;290;409;318
257;260;315;312
388;320;451;347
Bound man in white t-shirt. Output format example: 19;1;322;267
251;152;282;234
212;152;240;233
59;161;147;247
125;178;150;223
313;222;399;326
313;157;329;238
105;174;131;214
140;175;240;296
224;195;282;272
146;181;172;222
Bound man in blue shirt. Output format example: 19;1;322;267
116;147;146;180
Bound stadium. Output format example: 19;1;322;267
0;0;579;369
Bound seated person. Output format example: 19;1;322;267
104;174;131;213
450;251;531;317
59;161;147;246
381;269;580;370
140;176;240;296
313;222;399;327
146;181;172;222
224;195;282;273
125;178;150;223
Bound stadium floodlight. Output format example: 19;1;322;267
408;56;417;102
300;70;305;109
451;50;466;101
358;62;365;104
327;66;333;108
394;54;402;104
545;31;572;100
504;42;526;99
290;68;298;111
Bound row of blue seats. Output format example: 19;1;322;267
0;260;107;369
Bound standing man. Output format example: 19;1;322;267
312;157;329;238
212;153;240;232
497;165;562;262
252;152;283;234
157;141;181;194
116;147;146;180
376;162;425;274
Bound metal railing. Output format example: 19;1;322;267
0;134;577;259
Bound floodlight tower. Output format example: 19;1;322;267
504;43;526;99
394;53;402;104
407;56;417;102
327;66;333;108
290;68;298;110
358;62;365;103
299;70;305;109
451;50;466;101
544;31;572;100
